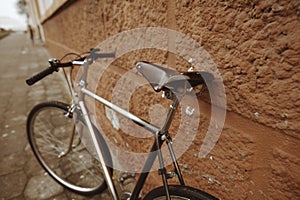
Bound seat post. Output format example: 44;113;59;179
160;96;180;133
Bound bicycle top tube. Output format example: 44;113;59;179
81;87;161;134
75;59;212;136
67;55;161;134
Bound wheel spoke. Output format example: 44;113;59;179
27;102;112;195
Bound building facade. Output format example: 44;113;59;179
27;0;299;199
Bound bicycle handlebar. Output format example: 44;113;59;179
26;49;115;86
26;66;57;86
25;58;72;86
88;48;115;60
89;52;115;60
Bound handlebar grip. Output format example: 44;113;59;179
26;67;55;86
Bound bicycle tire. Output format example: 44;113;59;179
27;101;113;195
143;185;219;200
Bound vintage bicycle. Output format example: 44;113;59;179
26;49;218;200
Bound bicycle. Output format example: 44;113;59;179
26;48;219;200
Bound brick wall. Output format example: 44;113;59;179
42;0;299;199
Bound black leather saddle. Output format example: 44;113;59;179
136;61;213;93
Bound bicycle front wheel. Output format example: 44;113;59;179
143;185;218;200
27;101;112;195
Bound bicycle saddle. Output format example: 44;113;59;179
136;61;213;93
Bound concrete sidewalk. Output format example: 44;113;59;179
0;32;111;200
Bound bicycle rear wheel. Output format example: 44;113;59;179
27;101;112;195
143;185;218;200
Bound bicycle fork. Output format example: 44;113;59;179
78;101;119;200
58;104;79;158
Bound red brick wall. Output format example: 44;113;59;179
42;0;299;199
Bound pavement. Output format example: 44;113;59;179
0;32;113;200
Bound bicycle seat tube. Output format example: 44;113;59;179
160;96;180;133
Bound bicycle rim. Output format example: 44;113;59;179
27;101;109;195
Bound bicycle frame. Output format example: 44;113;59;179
72;60;185;200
